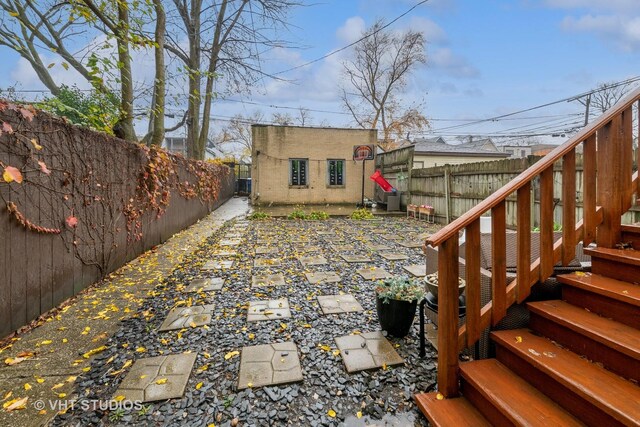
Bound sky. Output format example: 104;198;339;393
0;0;639;147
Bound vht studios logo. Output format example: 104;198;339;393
33;398;143;412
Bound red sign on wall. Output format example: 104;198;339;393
353;144;375;161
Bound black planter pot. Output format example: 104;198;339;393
376;296;418;338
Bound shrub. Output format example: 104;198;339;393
287;208;308;220
308;211;329;220
350;208;374;220
375;276;426;303
248;211;271;220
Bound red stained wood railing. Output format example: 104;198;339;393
425;87;640;397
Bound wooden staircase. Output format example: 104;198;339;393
415;88;640;426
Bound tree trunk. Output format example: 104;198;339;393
150;0;166;147
186;1;203;159
116;1;136;141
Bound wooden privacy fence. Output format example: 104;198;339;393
408;154;640;226
427;87;640;397
0;103;235;338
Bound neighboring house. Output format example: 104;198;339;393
410;137;509;169
251;125;377;205
500;145;534;158
163;136;225;160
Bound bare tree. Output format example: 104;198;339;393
297;107;312;126
215;110;264;157
340;19;428;151
271;112;293;125
579;81;639;115
166;0;301;159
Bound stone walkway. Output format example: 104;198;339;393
0;197;249;427
3;201;442;426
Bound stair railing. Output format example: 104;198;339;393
425;87;640;397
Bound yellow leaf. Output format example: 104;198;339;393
436;392;444;400
247;382;253;388
195;382;203;390
224;350;239;360
82;367;90;372
155;378;167;385
515;336;523;343
36;377;44;384
30;138;42;150
356;411;362;418
9;11;18;17
23;383;31;391
3;396;28;411
203;352;211;359
302;324;311;328
38;409;47;415
3;166;22;184
280;323;287;329
327;409;336;418
136;347;146;353
319;344;331;352
189;322;197;328
51;383;64;390
113;395;125;402
332;350;340;356
62;339;68;343
82;345;107;359
58;393;66;398
140;375;147;379
382;363;388;370
41;340;52;345
66;376;76;383
248;333;255;340
81;327;90;335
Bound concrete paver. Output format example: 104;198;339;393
158;305;215;331
237;342;303;390
251;273;286;288
335;331;404;373
304;272;341;284
184;277;224;292
247;299;291;322
317;295;363;314
357;267;392;280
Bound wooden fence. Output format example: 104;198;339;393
0;105;234;338
402;155;639;226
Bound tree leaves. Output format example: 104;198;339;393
66;215;78;228
3;396;28;412
3;166;23;184
38;161;51;175
224;350;239;360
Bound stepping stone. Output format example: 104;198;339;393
397;240;423;249
225;233;243;239
357;267;392;281
304;271;341;284
254;258;282;268
335;331;404;373
317;294;363;314
298;255;327;267
379;252;409;261
114;353;197;402
316;231;334;236
379;234;403;241
202;260;234;270
255;246;279;255
404;264;427;277
220;239;242;246
237;342;303;390
159;305;214;331
212;250;236;257
247;299;291;322
252;273;286;288
293;245;322;253
341;254;372;263
330;244;354;252
366;244;393;251
185;277;224;292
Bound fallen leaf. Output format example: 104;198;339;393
327;409;336;418
319;344;331;352
356;411;362;419
41;340;52;345
189;322;197;328
113;395;125;402
2;391;12;401
23;383;31;391
136;347;146;353
51;383;64;390
57;393;66;398
3;166;22;184
155;378;167;385
36;377;44;384
3;396;27;411
30;139;42;150
195;382;203;390
2;122;13;134
66;376;76;383
224;350;239;360
82;345;107;359
515;336;523;343
436;392;444;400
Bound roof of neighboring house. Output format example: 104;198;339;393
464;138;499;152
411;138;509;158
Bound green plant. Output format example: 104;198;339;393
138;405;152;416
350;208;374;220
308;211;329;220
287;208;308;220
109;408;125;422
532;222;562;232
375;276;426;303
248;211;271;220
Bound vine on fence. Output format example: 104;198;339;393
0;100;230;274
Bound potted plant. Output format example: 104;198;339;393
375;276;426;338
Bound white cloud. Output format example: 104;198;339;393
561;14;640;50
10;55;91;91
408;16;448;45
429;48;480;78
336;16;366;44
544;0;639;12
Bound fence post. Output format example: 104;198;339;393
444;165;451;223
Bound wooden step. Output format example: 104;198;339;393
492;329;640;427
460;359;585;426
414;392;491;427
528;300;640;382
558;273;640;328
621;224;640;250
583;247;640;283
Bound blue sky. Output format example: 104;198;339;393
1;0;638;144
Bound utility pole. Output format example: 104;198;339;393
583;94;591;126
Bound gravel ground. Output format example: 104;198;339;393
52;216;441;426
